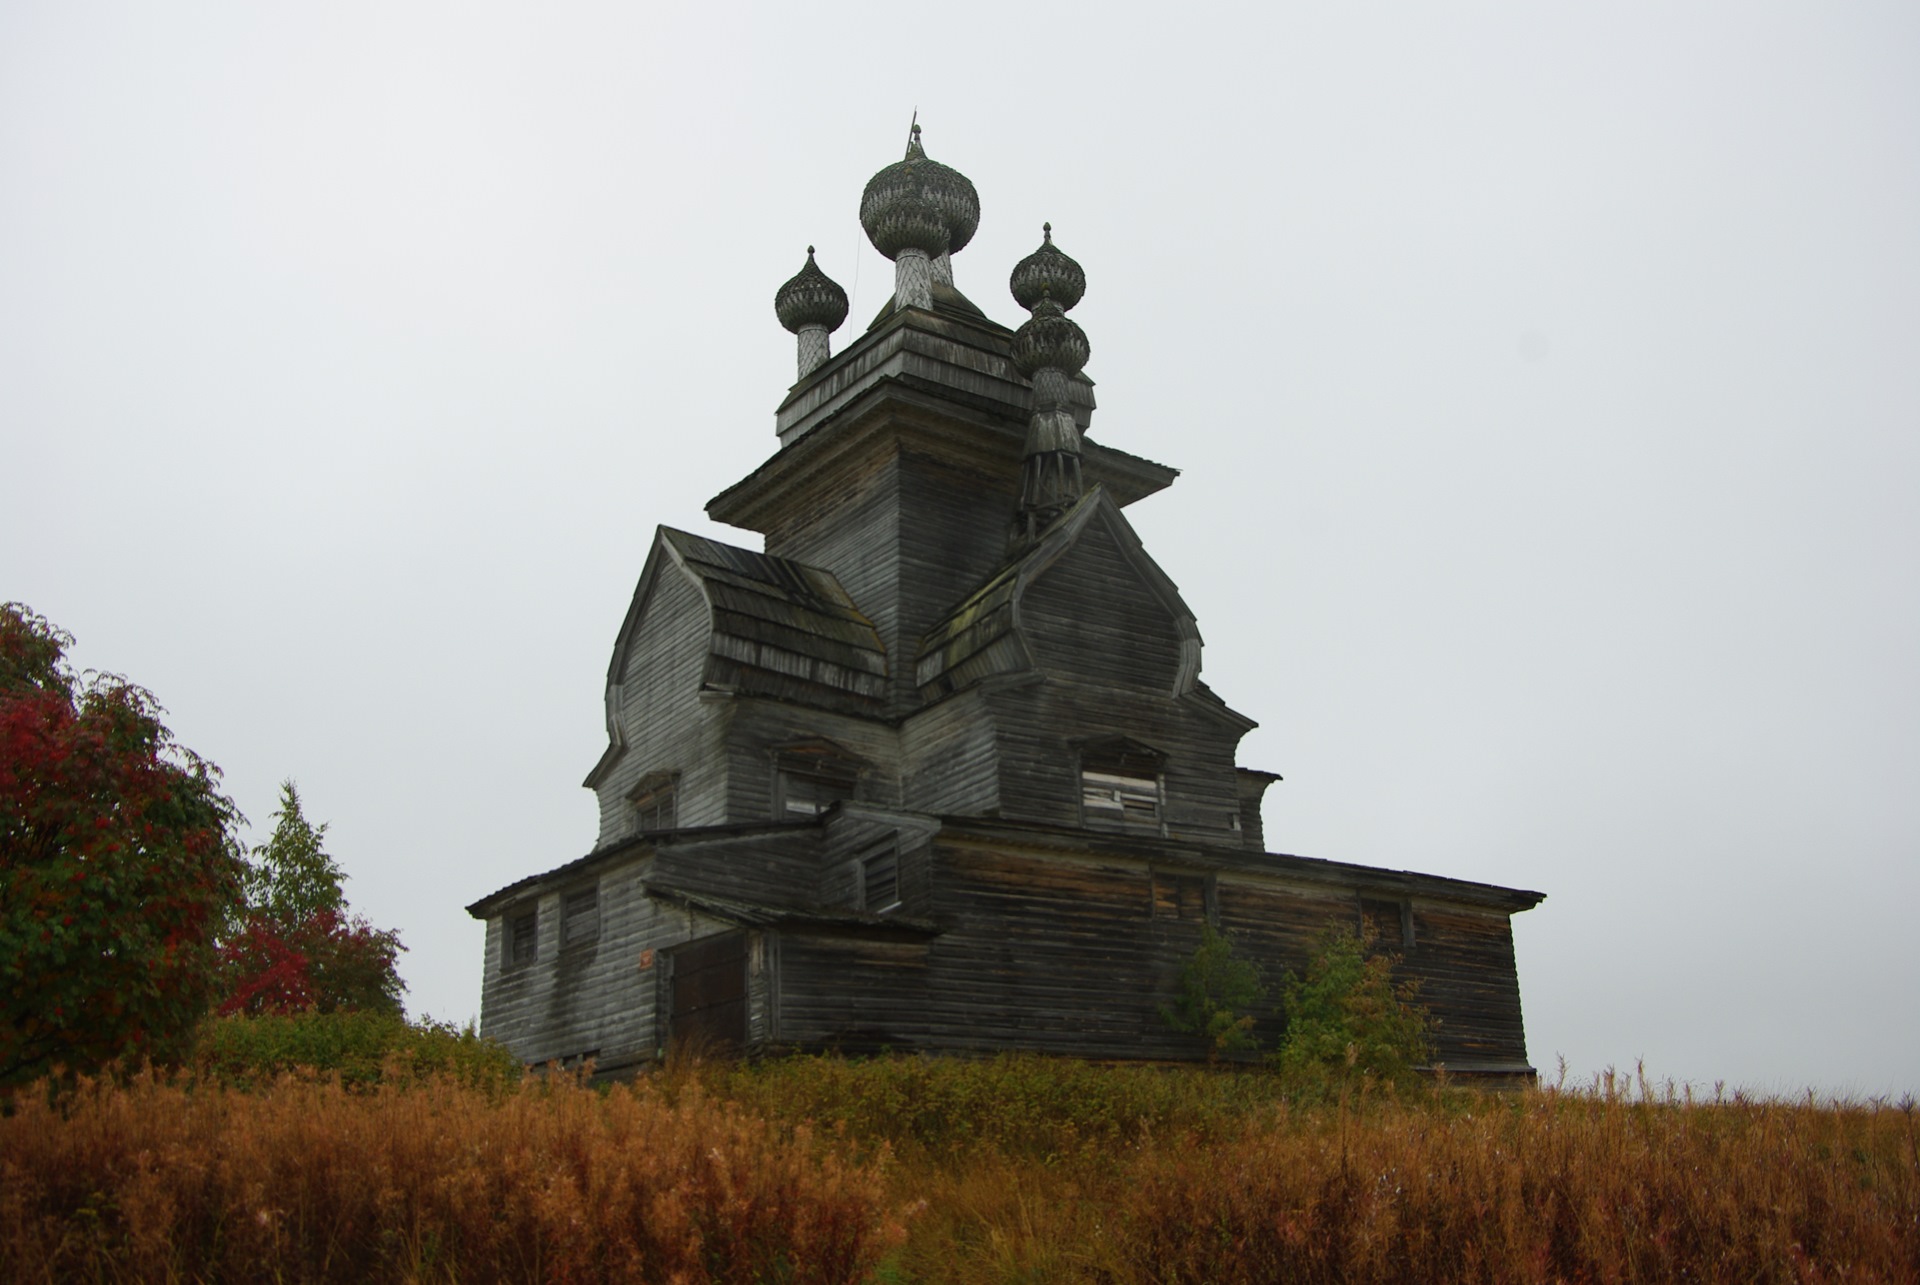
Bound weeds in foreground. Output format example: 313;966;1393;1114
3;1055;1915;1283
0;1068;898;1283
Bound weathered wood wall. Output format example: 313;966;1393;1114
768;835;1535;1071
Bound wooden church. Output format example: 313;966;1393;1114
468;127;1544;1082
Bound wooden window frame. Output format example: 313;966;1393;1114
858;845;902;915
629;771;679;834
772;743;861;819
505;906;539;970
562;885;600;948
1078;738;1167;834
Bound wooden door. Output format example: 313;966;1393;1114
670;932;747;1056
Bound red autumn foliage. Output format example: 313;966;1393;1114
216;781;406;1016
0;604;244;1087
217;907;405;1017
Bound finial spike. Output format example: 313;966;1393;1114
807;245;816;256
1043;222;1052;243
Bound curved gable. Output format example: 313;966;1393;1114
916;489;1202;702
590;528;890;793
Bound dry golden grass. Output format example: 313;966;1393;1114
3;1056;1915;1282
0;1069;899;1283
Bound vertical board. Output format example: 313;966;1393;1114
671;931;748;1055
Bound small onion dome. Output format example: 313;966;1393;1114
860;124;980;258
774;246;849;333
865;190;951;261
1010;222;1085;312
1010;294;1091;378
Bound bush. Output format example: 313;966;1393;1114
191;1010;522;1091
1272;921;1430;1091
1160;922;1268;1059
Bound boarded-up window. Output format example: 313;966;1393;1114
862;848;901;914
1152;871;1208;922
774;745;859;818
1360;897;1414;950
563;886;599;946
1080;738;1166;832
1084;771;1160;823
630;773;677;832
506;908;538;968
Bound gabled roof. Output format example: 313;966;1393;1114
595;529;887;777
914;487;1203;701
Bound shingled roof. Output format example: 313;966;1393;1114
655;528;888;713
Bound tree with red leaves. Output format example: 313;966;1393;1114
1;603;245;1087
218;782;405;1017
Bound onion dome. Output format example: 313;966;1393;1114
774;247;849;334
1010;293;1091;378
1009;223;1085;312
865;190;950;261
860;123;980;259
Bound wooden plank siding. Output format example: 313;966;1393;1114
768;835;1534;1071
594;560;729;846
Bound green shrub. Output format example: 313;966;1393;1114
1160;922;1268;1059
192;1010;521;1091
1271;921;1430;1091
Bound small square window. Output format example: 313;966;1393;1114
563;887;599;946
1078;739;1167;834
630;773;678;833
774;746;859;818
507;908;538;968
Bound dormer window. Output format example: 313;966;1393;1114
1079;738;1166;833
630;772;678;833
773;742;860;818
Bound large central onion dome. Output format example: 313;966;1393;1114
859;123;980;260
864;190;950;261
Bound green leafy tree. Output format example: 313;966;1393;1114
218;783;405;1017
1273;920;1431;1089
1161;922;1268;1059
242;781;346;925
0;603;245;1087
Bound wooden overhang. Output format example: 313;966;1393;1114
642;879;944;939
929;816;1548;915
659;528;887;710
708;304;1176;536
464;818;826;919
468;809;1544;922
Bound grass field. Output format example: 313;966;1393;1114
4;1054;1915;1282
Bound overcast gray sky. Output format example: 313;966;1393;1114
5;3;1916;1097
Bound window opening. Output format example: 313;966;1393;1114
563;886;599;946
774;744;859;818
862;847;901;914
1083;771;1160;822
630;772;678;833
1079;738;1166;832
507;908;538;968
